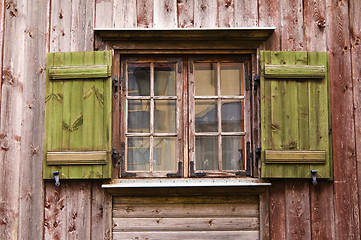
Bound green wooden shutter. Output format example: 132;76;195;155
43;51;112;179
260;51;332;179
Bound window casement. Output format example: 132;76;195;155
120;56;253;178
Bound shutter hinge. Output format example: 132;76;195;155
255;147;261;168
253;74;260;96
166;162;183;177
246;141;252;176
120;142;136;177
112;75;119;98
189;161;206;177
52;171;60;186
112;148;120;168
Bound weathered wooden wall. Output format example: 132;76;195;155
0;0;360;239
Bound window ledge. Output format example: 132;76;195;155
102;178;271;189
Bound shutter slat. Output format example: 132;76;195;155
265;65;325;79
49;65;111;79
264;150;326;164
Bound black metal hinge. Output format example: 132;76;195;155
167;162;183;177
166;58;182;73
112;75;119;98
246;141;252;176
245;61;251;91
253;74;260;96
189;161;206;177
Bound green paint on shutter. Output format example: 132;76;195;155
261;51;332;179
44;51;112;180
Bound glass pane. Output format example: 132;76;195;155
195;100;218;132
154;63;176;96
221;100;244;132
128;100;150;133
221;63;243;96
154;100;176;133
194;62;217;96
127;137;150;171
128;63;150;96
154;137;177;171
195;136;218;170
222;136;244;170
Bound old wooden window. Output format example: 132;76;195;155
120;56;252;178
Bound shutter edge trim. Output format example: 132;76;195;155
49;64;111;80
264;64;325;79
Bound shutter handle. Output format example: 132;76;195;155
113;75;119;98
311;170;317;185
52;171;60;186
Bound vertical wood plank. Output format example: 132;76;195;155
49;0;72;52
303;0;326;52
137;0;153;28
113;0;136;28
95;0;113;28
18;0;50;239
269;181;286;240
217;0;235;27
91;182;112;240
235;0;258;27
326;0;359;239
154;0;177;28
194;0;217;28
350;0;361;236
177;0;194;28
258;0;280;50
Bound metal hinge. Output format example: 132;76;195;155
120;142;136;177
167;162;183;177
245;61;251;91
112;75;119;98
246;141;252;176
189;161;206;177
166;58;182;73
253;74;260;96
255;147;261;168
190;59;205;73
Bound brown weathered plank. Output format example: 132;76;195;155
91;182;112;240
304;0;326;52
154;0;177;28
285;181;311;240
177;0;194;28
269;181;286;240
113;231;259;240
235;0;258;27
136;0;153;28
326;0;359;239
259;190;270;240
113;203;259;218
113;217;259;231
350;0;361;235
194;0;217;28
217;0;235;27
258;0;280;50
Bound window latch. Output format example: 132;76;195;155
311;170;318;185
113;75;119;98
52;171;60;187
112;148;120;168
254;74;260;96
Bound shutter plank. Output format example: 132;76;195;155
47;151;107;165
48;65;110;79
264;64;325;78
264;150;326;164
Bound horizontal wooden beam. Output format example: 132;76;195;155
264;65;325;79
47;151;108;165
264;150;326;164
48;65;111;80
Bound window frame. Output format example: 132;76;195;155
114;53;258;179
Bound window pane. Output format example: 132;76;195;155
128;100;150;133
154;100;176;133
195;100;218;132
222;136;244;170
194;63;217;96
154;137;177;171
221;100;244;132
221;63;243;96
128;63;150;96
154;63;176;96
195;136;218;170
127;137;150;171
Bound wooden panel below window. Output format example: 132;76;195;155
112;194;260;240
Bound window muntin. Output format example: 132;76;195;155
121;56;251;177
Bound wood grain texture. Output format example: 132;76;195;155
326;0;360;239
154;0;177;28
137;0;153;28
269;181;286;240
217;0;235;27
95;0;113;28
258;0;281;50
177;0;194;28
113;0;136;28
235;0;258;27
194;0;217;28
349;1;361;237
